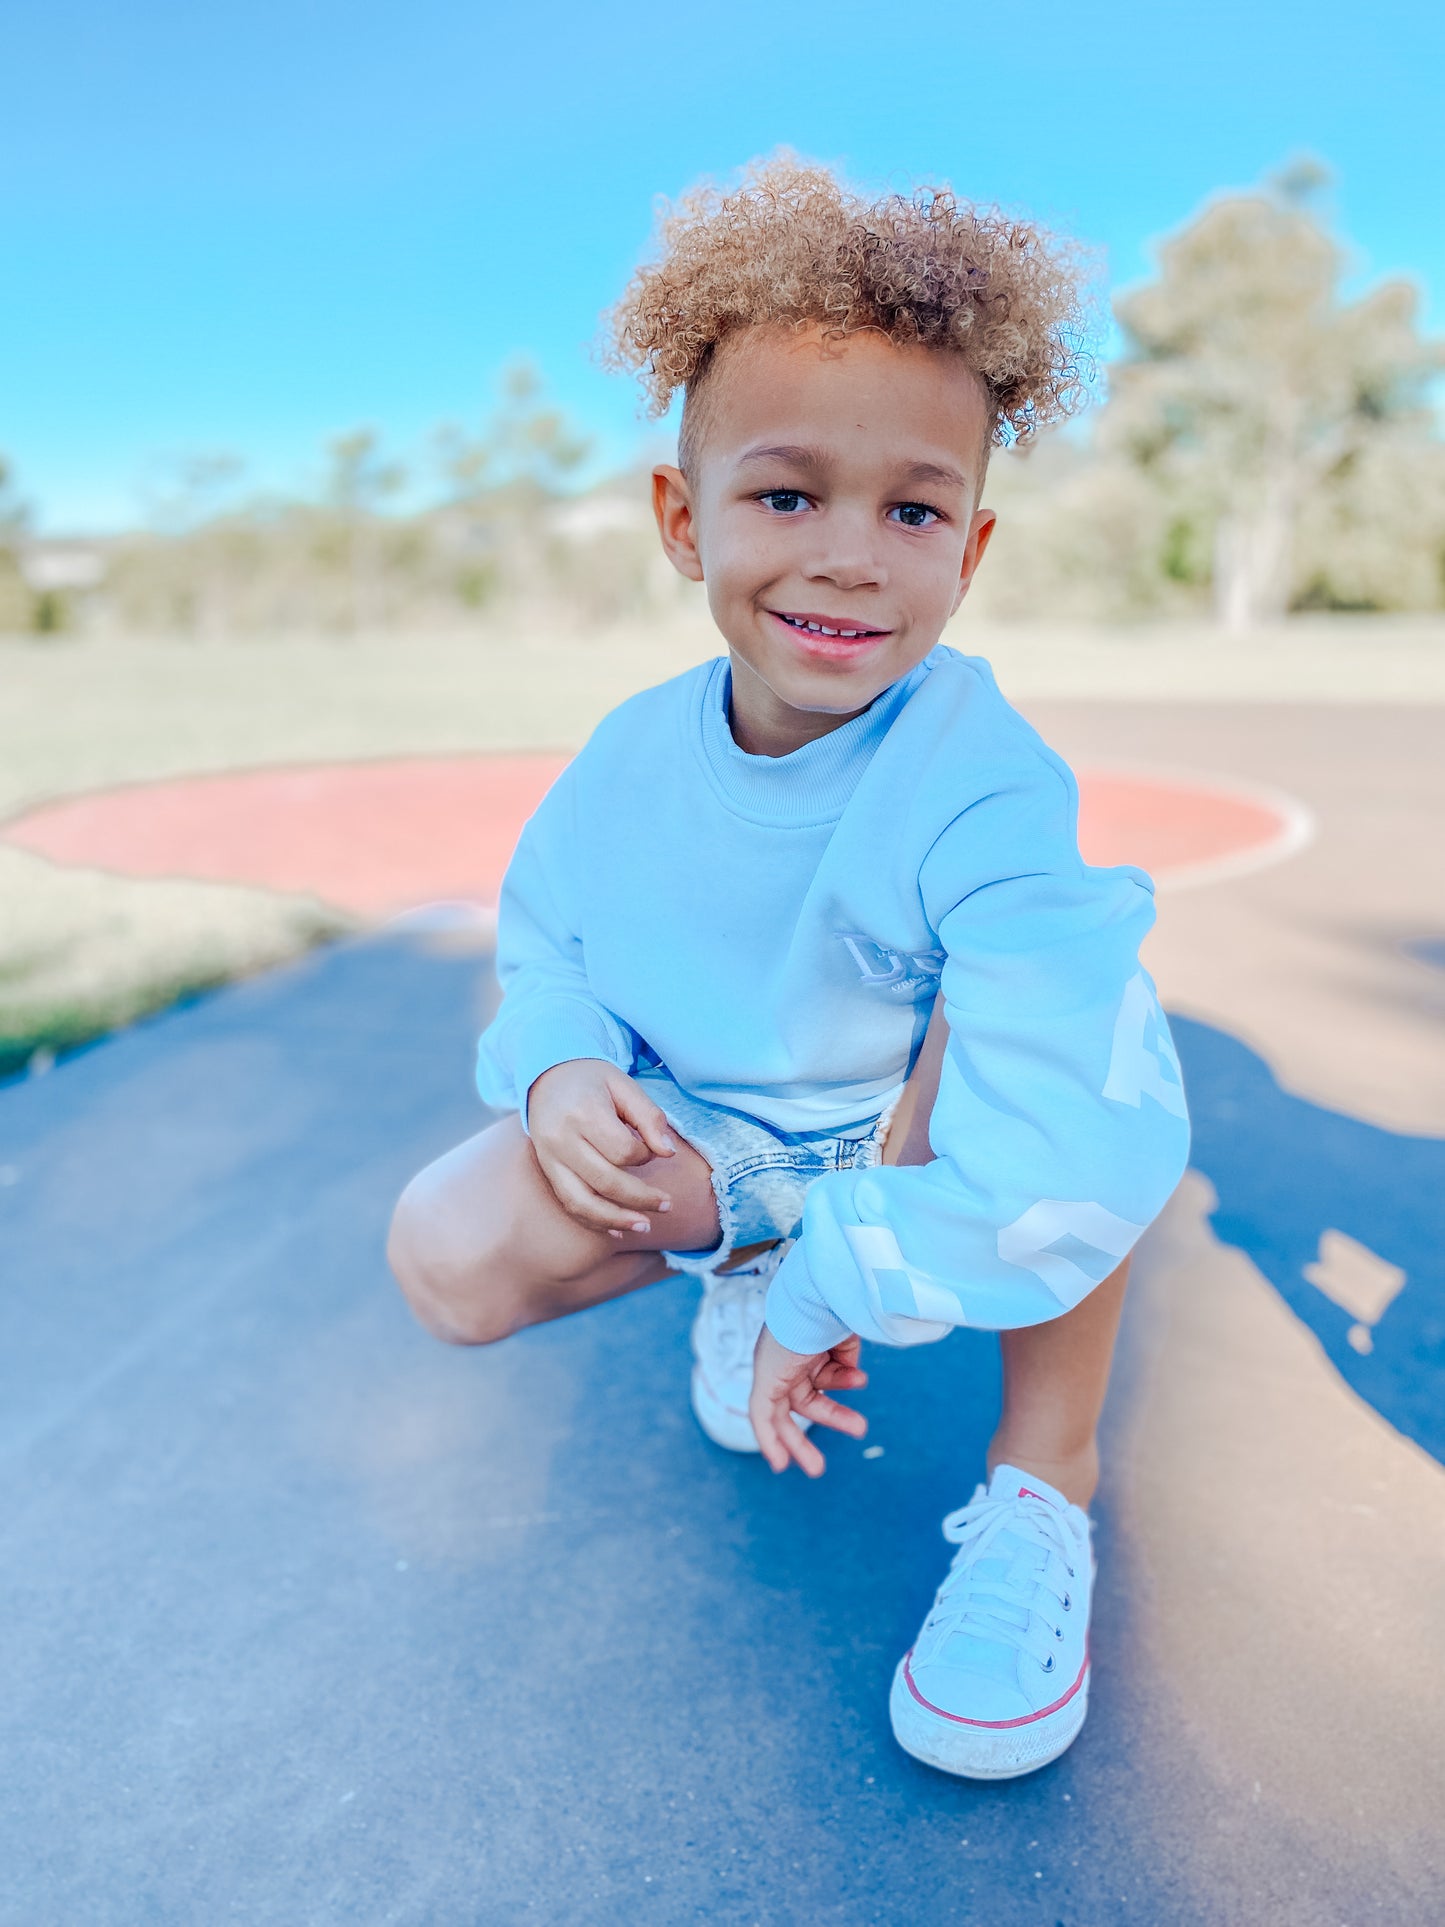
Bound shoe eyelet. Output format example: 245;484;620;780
1062;1594;1072;1612
1067;1566;1075;1579
1055;1626;1064;1640
1041;1654;1056;1673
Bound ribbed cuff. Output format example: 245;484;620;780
493;1000;633;1137
764;1241;852;1355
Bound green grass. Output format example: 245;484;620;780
0;959;263;1082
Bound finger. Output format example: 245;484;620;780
586;1111;660;1170
794;1389;867;1439
815;1360;868;1391
547;1160;655;1235
749;1399;791;1474
571;1138;672;1215
779;1410;828;1478
816;1370;866;1395
609;1076;678;1159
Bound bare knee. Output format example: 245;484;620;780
385;1113;690;1348
386;1167;521;1348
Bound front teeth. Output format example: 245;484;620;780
782;615;872;639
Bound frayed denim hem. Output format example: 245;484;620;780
859;1083;906;1169
635;1068;899;1277
644;1091;740;1277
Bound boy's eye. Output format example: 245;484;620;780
756;491;942;525
889;501;941;528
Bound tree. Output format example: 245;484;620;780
130;452;253;638
429;361;594;621
321;429;407;632
0;456;33;632
433;359;591;504
1105;168;1445;630
141;451;247;534
0;455;26;535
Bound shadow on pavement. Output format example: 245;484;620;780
1172;1016;1444;1466
0;933;1435;1923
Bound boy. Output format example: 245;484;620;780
387;159;1190;1780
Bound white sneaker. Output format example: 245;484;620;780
889;1464;1094;1780
689;1240;810;1453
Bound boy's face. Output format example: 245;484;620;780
652;324;997;756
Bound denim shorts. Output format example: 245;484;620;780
633;1062;904;1276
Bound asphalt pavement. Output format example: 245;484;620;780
1;701;1440;1925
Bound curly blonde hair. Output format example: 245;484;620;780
605;154;1093;467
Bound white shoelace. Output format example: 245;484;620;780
925;1490;1080;1674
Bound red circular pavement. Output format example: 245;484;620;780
0;756;1311;919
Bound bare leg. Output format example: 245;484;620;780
880;998;1128;1509
387;1110;775;1346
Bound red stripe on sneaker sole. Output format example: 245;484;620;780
901;1641;1090;1729
693;1365;746;1417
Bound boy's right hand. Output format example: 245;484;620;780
525;1058;679;1237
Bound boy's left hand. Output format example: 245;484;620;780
749;1326;868;1477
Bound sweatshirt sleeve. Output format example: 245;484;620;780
763;756;1192;1353
475;757;639;1135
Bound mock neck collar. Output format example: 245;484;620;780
694;650;937;825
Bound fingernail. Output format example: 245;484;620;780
607;1228;623;1239
659;1135;676;1152
631;1219;650;1233
656;1198;671;1212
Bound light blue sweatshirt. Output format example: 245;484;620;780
476;643;1191;1353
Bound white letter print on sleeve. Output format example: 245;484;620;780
1103;972;1188;1118
997;1199;1146;1303
843;1223;959;1345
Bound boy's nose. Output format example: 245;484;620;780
803;514;887;592
809;558;884;592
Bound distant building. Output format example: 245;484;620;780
547;495;650;541
20;543;108;593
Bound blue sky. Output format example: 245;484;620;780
5;0;1443;532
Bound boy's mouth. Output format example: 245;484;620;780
768;609;891;643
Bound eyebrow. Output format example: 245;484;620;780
735;443;971;490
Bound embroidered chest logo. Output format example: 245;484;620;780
836;932;945;995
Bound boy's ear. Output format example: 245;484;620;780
950;506;998;615
652;464;705;582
